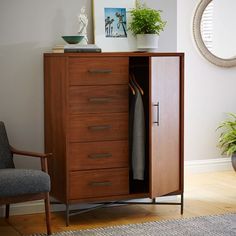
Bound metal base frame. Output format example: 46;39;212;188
52;193;184;226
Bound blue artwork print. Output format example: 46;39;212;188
104;8;127;38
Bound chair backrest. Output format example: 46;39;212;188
0;121;14;169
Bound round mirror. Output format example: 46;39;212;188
193;0;236;67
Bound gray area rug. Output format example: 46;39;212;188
32;213;236;236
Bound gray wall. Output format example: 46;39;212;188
177;0;236;161
146;0;177;51
0;0;177;169
0;0;91;168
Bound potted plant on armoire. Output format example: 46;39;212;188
128;0;166;51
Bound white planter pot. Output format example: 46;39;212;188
136;34;159;52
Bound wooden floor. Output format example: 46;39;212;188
1;170;236;235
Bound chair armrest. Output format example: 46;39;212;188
10;146;52;158
10;146;52;173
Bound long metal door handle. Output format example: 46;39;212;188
88;69;112;74
89;181;112;187
88;153;112;159
88;125;111;131
88;97;112;103
153;102;160;126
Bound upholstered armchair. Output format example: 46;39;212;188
0;121;52;235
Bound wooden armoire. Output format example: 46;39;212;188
44;52;184;224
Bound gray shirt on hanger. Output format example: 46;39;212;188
130;80;145;180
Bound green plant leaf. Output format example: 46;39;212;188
128;0;166;35
216;113;236;157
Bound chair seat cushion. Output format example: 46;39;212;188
0;169;50;197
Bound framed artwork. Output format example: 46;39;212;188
93;0;136;52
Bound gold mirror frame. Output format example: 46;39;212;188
193;0;236;67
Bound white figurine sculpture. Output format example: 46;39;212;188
78;6;88;44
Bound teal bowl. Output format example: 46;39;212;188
62;35;84;44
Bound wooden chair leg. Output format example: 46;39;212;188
5;204;10;218
44;193;52;235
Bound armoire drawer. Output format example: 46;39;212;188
69;85;128;114
69;168;129;199
68;140;128;171
68;113;128;142
68;57;129;85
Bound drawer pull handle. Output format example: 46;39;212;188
88;153;112;159
153;102;160;126
89;181;112;187
88;69;112;74
88;97;112;103
88;125;111;131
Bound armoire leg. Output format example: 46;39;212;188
66;204;70;226
181;193;184;214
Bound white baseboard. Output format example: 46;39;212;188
184;157;233;173
1;158;233;216
0;200;45;217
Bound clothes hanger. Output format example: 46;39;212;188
129;82;135;95
129;74;136;95
130;73;144;95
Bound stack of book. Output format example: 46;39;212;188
52;44;102;53
64;44;101;53
52;45;64;53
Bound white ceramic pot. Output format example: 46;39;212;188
136;34;159;52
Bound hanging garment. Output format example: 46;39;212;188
129;79;145;180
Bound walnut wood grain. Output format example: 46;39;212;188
68;113;128;142
68;140;128;171
69;85;128;114
69;168;129;199
44;53;184;216
180;54;185;194
150;56;181;197
68;57;129;85
44;55;67;203
45;52;184;58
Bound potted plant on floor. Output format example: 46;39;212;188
217;113;236;171
128;0;166;51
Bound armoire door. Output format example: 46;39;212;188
150;56;181;198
